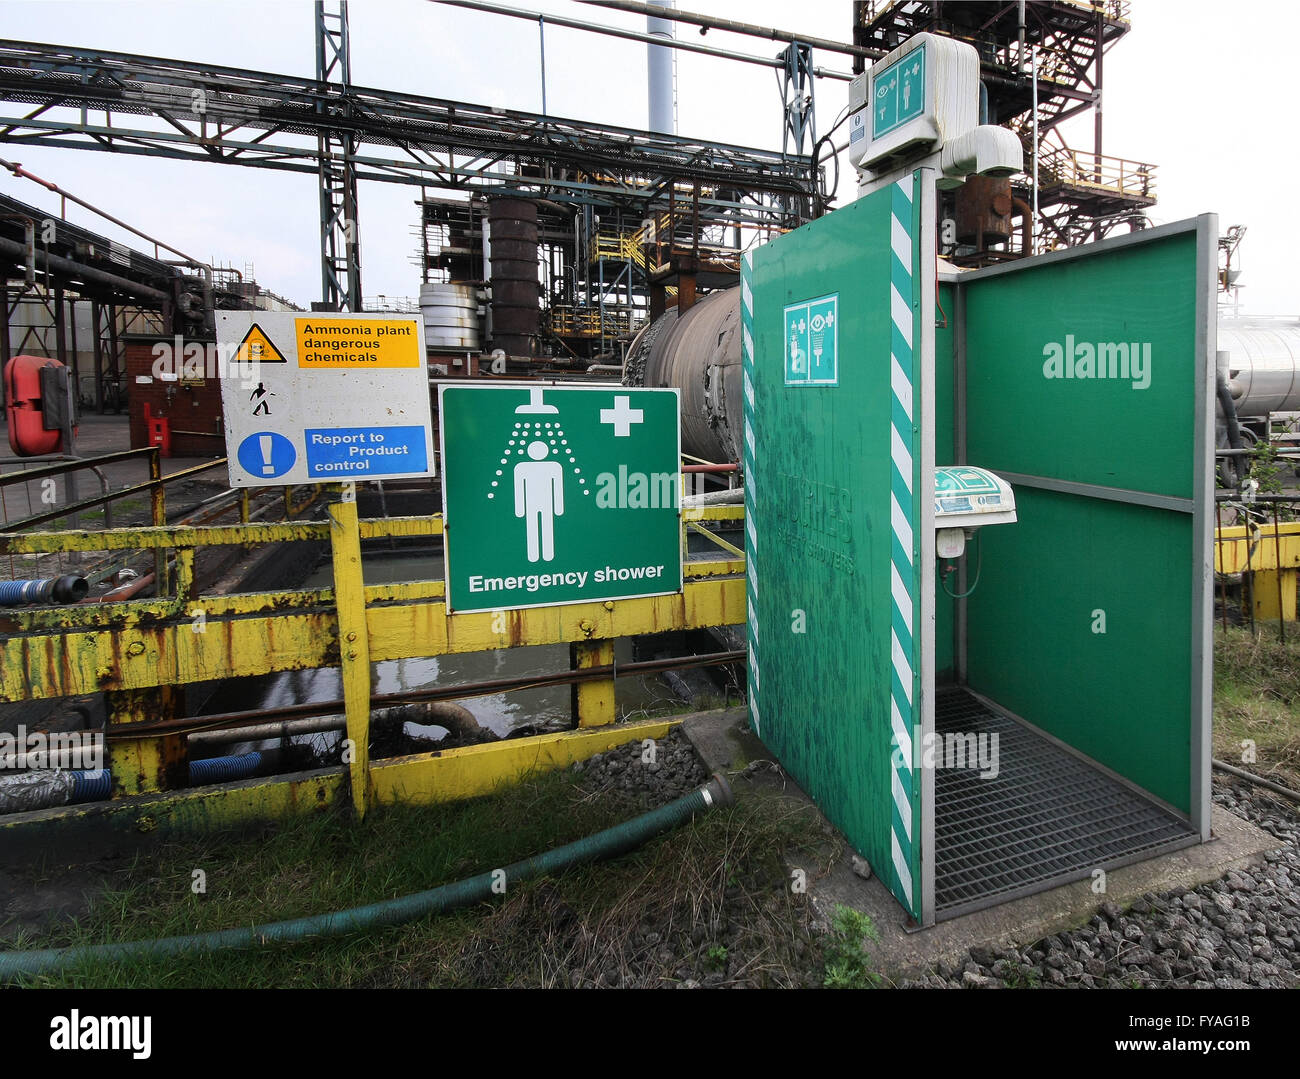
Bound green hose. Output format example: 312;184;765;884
0;773;733;982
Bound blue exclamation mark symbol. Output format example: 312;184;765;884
260;435;274;475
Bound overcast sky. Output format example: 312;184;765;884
0;0;1290;314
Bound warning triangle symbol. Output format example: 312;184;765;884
237;323;287;365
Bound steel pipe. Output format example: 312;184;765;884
435;0;854;81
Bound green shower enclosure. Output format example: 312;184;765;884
743;170;1214;926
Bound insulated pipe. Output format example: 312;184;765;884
682;488;743;507
0;769;110;815
0;773;733;980
0;575;88;606
189;702;490;750
0;236;169;304
624;287;743;463
113;650;748;739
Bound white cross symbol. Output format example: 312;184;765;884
600;394;644;437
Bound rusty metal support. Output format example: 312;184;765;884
328;482;373;816
106;685;185;795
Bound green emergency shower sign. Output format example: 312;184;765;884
872;44;926;138
439;384;683;613
784;294;839;385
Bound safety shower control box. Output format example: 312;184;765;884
848;32;978;174
933;465;1017;558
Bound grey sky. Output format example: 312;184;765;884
0;1;1286;314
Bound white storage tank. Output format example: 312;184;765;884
1218;317;1300;419
419;282;481;352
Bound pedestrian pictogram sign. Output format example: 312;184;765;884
439;384;682;613
217;311;435;488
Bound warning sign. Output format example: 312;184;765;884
217;311;435;488
295;317;421;369
236;324;287;365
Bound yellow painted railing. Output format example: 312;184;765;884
0;494;745;821
1036;143;1156;200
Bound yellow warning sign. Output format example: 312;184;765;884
294;317;422;369
237;323;287;364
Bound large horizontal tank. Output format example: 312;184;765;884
1218;317;1300;419
623;287;742;463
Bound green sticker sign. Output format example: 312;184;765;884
872;44;926;139
783;294;839;385
439;384;683;613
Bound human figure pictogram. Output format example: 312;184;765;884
514;440;564;562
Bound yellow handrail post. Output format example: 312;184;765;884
328;482;373;817
571;638;616;727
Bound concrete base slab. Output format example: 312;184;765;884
681;706;1282;980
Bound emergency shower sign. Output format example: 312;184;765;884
217;311;434;487
784;294;838;385
438;384;682;613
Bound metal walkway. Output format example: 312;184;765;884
934;688;1198;920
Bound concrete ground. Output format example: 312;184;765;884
682;706;1280;979
1;411;224;528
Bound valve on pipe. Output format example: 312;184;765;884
0;575;89;607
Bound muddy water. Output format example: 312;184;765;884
214;551;674;742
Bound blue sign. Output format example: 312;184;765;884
872;44;926;139
304;425;429;477
237;431;297;479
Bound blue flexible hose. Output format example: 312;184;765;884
69;770;111;804
188;752;262;785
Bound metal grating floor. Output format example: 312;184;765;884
934;688;1198;920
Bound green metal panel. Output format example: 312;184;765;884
960;226;1210;815
967;489;1192;810
964;232;1196;498
745;175;929;918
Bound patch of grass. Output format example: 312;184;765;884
1214;625;1300;790
1000;960;1041;989
10;770;829;989
821;904;881;989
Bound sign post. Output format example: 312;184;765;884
438;384;682;614
216;312;435;487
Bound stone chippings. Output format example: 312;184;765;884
571;729;709;810
904;779;1300;989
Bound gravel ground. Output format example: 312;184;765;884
572;729;710;810
574;734;1300;989
905;777;1300;989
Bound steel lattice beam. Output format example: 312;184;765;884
0;39;818;230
